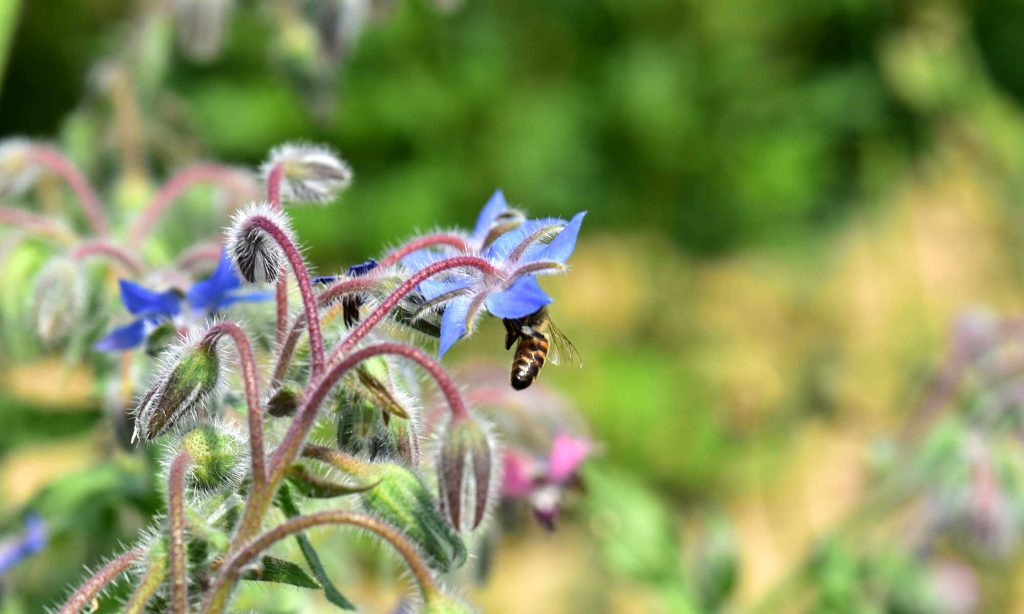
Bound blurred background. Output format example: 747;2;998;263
7;0;1024;611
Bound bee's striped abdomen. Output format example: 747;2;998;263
510;333;549;390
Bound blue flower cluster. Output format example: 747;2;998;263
95;249;271;351
404;190;585;356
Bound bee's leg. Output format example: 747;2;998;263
502;318;519;350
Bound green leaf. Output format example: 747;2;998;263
276;483;357;610
243;556;320;590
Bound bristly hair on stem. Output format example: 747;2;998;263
167;451;190;614
58;548;144;614
225;201;326;377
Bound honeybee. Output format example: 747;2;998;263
502;307;580;390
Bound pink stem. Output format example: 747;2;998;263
270;342;469;489
378;233;471;267
248;216;325;377
128;164;256;247
0;206;77;242
58;548;144;614
202;322;267;487
266;163;289;348
27;146;110;236
70;240;145;275
205;511;439;613
168;451;190;614
327;256;500;366
270;276;378;388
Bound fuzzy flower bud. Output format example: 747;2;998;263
437;416;496;532
134;335;223;443
335;390;384;456
179;423;247;493
32;257;86;345
261;143;353;204
172;0;234;62
226;201;292;283
0;138;39;197
359;463;467;572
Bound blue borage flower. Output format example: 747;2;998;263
0;514;45;574
94;249;271;351
402;195;585;357
313;258;379;327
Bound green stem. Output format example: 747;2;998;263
0;0;20;100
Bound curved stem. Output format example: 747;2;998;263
202;322;266;487
270;276;377;388
203;511;440;614
275;274;288;345
265;163;290;348
249;215;325;378
70;240;145;276
328;255;500;365
378;233;471;267
232;342;470;552
58;548;143;614
27;146;109;236
129;164;255;247
122;553;167;614
168;451;190;614
0;205;77;242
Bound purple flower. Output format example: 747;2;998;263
0;514;46;574
94;249;270;351
411;209;585;356
501;434;593;530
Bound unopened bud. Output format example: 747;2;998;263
437;416;495;532
335;390;384;456
267;385;301;417
179;423;246;493
172;0;234;62
226;202;292;283
261;143;353;204
360;463;467;572
134;337;222;442
33;257;86;345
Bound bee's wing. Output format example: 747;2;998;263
546;320;582;367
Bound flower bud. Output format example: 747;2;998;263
261;143;353;204
179;423;246;493
0;138;39;197
375;414;420;468
335;390;384;456
437;416;496;532
267;385;301;417
424;592;478;614
134;337;223;443
359;463;467;572
226;202;292;283
32;257;86;345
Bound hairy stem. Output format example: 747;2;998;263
271;276;377;388
27;146;109;236
328;255;500;365
302;444;368;475
168;451;190;614
0;205;77;242
249;215;325;377
202;322;267;487
378;233;471;267
70;240;145;276
266;163;289;346
203;511;440;613
58;548;143;614
123;552;167;614
129;164;255;247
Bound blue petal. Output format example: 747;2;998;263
187;249;242;312
438;295;472;357
470;190;508;243
525;211;586;265
120;279;182;317
93;319;148;351
347;258;379;277
485;275;553;319
209;290;274;312
312;275;339;285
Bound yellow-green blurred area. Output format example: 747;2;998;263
8;0;1024;612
